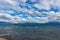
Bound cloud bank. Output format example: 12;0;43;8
0;0;60;23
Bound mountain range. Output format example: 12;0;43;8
0;22;60;26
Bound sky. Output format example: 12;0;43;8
0;0;60;23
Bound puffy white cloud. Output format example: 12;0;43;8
34;1;50;10
3;0;18;6
33;0;60;10
0;0;60;23
1;9;60;23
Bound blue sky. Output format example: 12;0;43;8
0;0;60;23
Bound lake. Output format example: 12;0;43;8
0;25;60;40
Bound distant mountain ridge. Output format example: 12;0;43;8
0;22;60;26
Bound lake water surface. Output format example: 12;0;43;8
0;25;60;40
